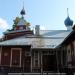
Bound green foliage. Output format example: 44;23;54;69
12;17;21;29
25;22;30;27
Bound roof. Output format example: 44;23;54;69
40;30;71;37
0;30;72;49
17;18;26;26
57;30;75;48
4;29;31;34
0;37;64;49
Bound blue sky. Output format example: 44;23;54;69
0;0;75;37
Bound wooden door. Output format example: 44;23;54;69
42;55;57;72
23;56;31;72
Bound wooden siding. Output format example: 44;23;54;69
0;46;31;72
1;47;11;66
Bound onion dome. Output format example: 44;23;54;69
64;8;73;26
20;3;25;16
20;8;25;15
64;16;73;26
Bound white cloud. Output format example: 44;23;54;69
0;18;9;31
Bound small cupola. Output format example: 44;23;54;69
20;4;25;18
13;5;31;31
15;6;26;30
64;8;73;30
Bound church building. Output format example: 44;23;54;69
0;7;74;73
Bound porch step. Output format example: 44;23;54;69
8;73;66;75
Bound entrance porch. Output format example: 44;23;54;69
32;49;58;73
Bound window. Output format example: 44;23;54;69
34;51;39;67
11;48;21;67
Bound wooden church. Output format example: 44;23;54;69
0;6;75;74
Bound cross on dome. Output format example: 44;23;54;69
20;2;26;17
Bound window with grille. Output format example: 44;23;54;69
34;51;39;67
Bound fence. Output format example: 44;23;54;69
8;73;66;75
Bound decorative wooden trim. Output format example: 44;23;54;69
67;44;72;67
